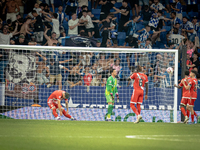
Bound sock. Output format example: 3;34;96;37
187;110;190;118
191;114;194;122
194;111;197;117
181;107;186;116
130;103;139;116
107;105;113;119
62;110;71;119
111;105;114;114
137;104;141;115
52;109;58;118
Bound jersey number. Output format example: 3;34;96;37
139;79;143;87
172;38;178;44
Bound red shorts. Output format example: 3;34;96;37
47;99;60;109
180;98;189;106
187;98;196;106
130;90;144;104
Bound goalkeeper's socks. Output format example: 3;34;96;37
107;105;113;118
52;109;58;118
130;103;139;116
62;110;72;119
181;107;186;116
136;104;141;115
191;114;194;122
194;111;197;117
187;110;190;118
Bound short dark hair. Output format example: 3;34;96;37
71;12;76;16
65;92;70;99
171;12;176;16
18;18;24;23
82;10;87;13
185;70;189;76
183;16;188;20
6;19;12;24
58;5;63;7
81;5;88;10
111;68;115;74
132;16;137;20
32;10;37;14
191;69;198;75
146;38;151;42
158;10;162;14
25;17;32;22
137;65;142;72
113;40;118;44
123;0;128;3
53;13;58;19
87;10;91;13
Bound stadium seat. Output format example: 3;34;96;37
115;2;122;8
117;32;126;46
92;9;101;19
182;12;189;18
188;12;199;19
136;23;144;31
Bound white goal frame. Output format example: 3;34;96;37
0;45;178;123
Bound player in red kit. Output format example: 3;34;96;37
129;66;148;123
47;90;76;120
174;71;191;123
182;70;198;123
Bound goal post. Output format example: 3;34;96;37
0;45;178;123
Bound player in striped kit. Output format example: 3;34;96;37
129;66;148;123
47;90;76;120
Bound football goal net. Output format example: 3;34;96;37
0;45;178;123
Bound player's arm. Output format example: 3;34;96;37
145;82;148;100
114;84;119;103
107;79;114;98
65;101;69;114
182;80;191;90
59;58;73;64
174;84;182;89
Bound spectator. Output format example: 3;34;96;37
15;0;24;17
79;52;93;66
44;0;55;13
91;74;102;86
20;17;33;38
138;38;152;49
83;66;93;86
101;78;107;87
187;53;199;72
124;16;141;37
68;13;80;36
87;10;100;38
113;0;130;32
32;10;44;43
44;27;58;46
110;58;122;75
12;18;24;34
35;52;50;85
78;0;88;9
79;10;94;37
168;27;185;48
99;0;116;21
186;54;193;72
170;12;181;27
45;13;60;39
7;19;15;32
66;66;82;88
192;16;199;33
138;52;150;70
0;23;18;45
78;5;88;19
150;0;166;12
65;0;78;16
186;0;198;13
89;63;98;77
140;5;153;26
182;16;197;42
97;54;112;78
57;5;68;37
91;0;99;9
171;0;182;20
14;34;32;45
186;37;198;58
48;57;73;90
2;0;20;22
129;0;139;16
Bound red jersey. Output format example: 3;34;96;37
186;59;193;72
189;78;198;98
130;72;148;91
83;73;92;86
179;77;191;98
48;90;67;104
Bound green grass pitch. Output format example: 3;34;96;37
0;120;200;150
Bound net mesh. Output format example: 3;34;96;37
0;46;177;122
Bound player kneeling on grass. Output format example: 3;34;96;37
128;66;148;124
47;90;76;120
105;69;119;121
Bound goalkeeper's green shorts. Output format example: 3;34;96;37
106;95;114;103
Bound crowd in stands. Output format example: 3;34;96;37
0;0;200;90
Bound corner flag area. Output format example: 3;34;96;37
0;120;199;150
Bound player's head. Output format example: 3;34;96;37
185;70;189;76
136;65;142;72
82;10;87;17
111;69;117;77
190;69;198;78
62;92;70;100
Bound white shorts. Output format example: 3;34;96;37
6;13;17;22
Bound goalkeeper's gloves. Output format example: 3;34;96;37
116;93;119;103
110;93;114;100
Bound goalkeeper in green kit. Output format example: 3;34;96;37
105;69;119;121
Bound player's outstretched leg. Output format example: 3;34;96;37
135;103;142;123
130;103;141;123
52;109;61;120
62;109;76;120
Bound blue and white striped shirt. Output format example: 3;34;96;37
187;0;197;5
182;21;197;36
66;0;78;7
175;2;182;14
138;29;153;42
151;3;165;11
